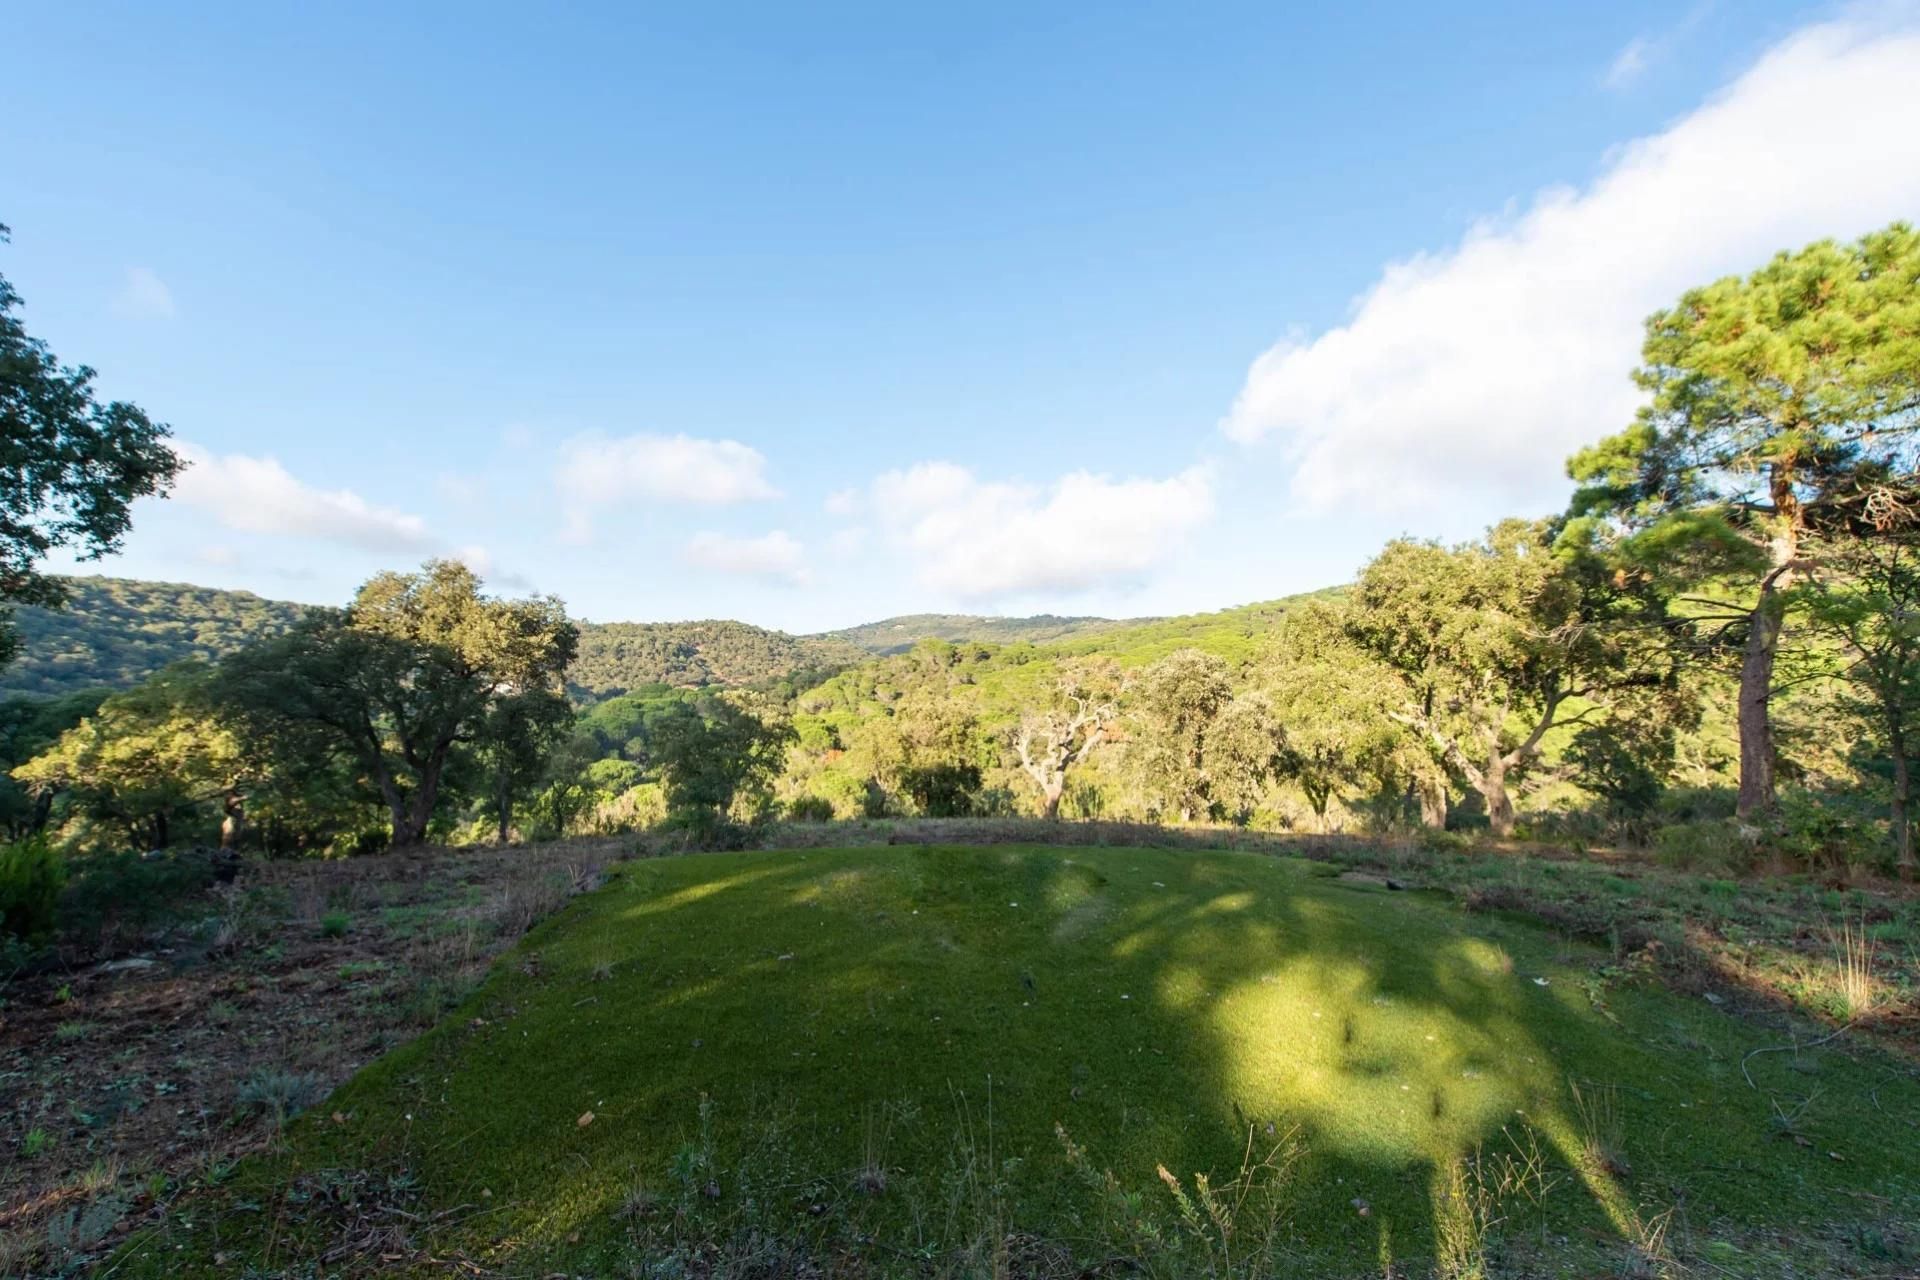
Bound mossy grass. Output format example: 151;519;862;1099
123;845;1920;1276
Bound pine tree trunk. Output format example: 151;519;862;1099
1736;597;1784;820
1739;463;1801;821
1892;720;1913;879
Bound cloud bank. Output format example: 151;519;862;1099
1221;13;1920;516
555;432;777;541
682;530;809;585
869;462;1214;600
173;444;437;554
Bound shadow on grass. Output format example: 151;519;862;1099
135;844;1920;1277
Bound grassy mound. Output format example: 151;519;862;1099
130;846;1919;1276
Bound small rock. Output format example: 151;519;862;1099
577;1111;595;1128
102;957;158;973
1351;1197;1371;1217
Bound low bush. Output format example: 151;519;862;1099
1420;828;1475;855
57;847;222;955
1;836;66;945
1774;786;1886;872
786;795;835;823
1652;819;1748;873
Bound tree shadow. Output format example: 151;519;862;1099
273;844;1917;1276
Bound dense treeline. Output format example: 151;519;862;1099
568;620;862;700
3;579;1222;701
821;612;1135;654
0;578;305;698
4;223;1918;888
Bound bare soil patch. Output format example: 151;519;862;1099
0;838;627;1274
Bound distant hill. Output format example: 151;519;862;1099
820;612;1143;654
568;621;864;700
0;577;307;699
0;576;866;701
1;576;1341;703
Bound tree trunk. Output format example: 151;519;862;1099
1739;463;1802;820
1735;598;1784;820
1892;719;1913;879
1306;780;1330;823
496;788;512;846
1479;757;1515;838
152;810;170;850
219;791;244;850
1416;771;1446;829
1041;779;1064;821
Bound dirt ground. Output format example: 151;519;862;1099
0;838;629;1276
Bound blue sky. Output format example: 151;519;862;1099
11;2;1920;631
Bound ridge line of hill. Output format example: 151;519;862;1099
0;574;1335;700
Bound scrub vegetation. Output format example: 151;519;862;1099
102;844;1920;1278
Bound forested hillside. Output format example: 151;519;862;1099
0;578;305;698
567;620;864;699
0;577;870;701
824;612;1137;653
3;574;1341;703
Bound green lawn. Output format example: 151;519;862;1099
130;846;1920;1277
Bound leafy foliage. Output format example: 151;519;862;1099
0;576;304;699
1566;222;1920;816
217;561;578;847
1;227;183;666
823;611;1135;654
0;833;63;944
568;620;861;700
653;699;796;839
12;662;253;850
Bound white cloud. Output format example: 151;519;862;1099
824;487;861;517
451;544;536;592
554;432;778;541
1602;36;1652;89
172;443;437;554
1222;13;1920;516
682;530;809;585
827;526;869;557
111;267;175;320
869;462;1214;600
1603;5;1712;91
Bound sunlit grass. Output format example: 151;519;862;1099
120;845;1920;1277
1831;917;1884;1021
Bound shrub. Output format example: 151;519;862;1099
786;795;835;823
662;808;755;851
1652;820;1747;872
233;1068;326;1128
57;848;221;954
1775;787;1885;871
1420;828;1475;855
318;910;351;938
0;836;66;945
